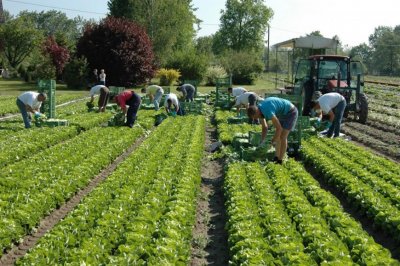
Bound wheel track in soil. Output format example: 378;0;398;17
0;133;149;266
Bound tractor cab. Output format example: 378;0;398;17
294;55;368;123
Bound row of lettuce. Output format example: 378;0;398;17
16;116;205;265
215;109;400;264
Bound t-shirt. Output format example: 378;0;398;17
146;85;163;95
318;92;345;114
235;92;261;106
258;97;293;120
181;84;195;94
232;87;247;97
164;93;179;108
18;91;42;110
89;85;106;97
99;73;106;82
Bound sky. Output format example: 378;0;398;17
3;0;399;48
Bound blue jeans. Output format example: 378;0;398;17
16;98;31;128
126;92;141;127
153;89;163;111
327;99;346;137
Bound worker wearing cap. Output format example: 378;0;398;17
141;85;164;110
177;84;195;102
311;91;346;138
16;91;47;128
113;90;141;128
89;84;109;112
247;97;298;164
234;91;264;115
228;87;247;97
164;93;184;116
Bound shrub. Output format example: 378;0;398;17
77;17;155;86
156;68;181;86
166;49;208;82
204;65;227;86
63;57;89;90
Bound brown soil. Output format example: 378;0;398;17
0;134;148;266
190;122;229;266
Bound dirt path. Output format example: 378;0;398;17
0;134;148;266
191;121;229;266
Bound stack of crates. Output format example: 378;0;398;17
180;101;202;114
215;76;232;109
227;108;248;124
38;79;56;118
109;86;125;97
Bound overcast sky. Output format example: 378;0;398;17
4;0;399;48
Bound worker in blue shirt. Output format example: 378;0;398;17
247;97;298;164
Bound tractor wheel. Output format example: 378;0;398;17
354;93;368;124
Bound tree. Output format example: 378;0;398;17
213;0;273;54
0;16;43;68
42;36;70;77
108;0;198;65
77;17;155;86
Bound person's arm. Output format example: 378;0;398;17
260;118;268;143
327;110;335;122
174;103;179;113
271;115;283;144
25;105;36;113
90;95;94;103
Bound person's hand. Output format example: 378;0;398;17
34;112;41;119
325;121;332;129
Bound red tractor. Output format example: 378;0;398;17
293;55;368;123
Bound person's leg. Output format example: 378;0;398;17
279;129;291;161
154;90;163;111
16;99;31;128
98;88;109;112
333;100;346;137
126;93;141;127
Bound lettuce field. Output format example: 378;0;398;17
0;85;399;265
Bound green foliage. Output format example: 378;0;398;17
63;57;89;90
218;50;264;85
212;0;273;54
0;16;44;68
108;0;198;65
156;68;181;86
35;55;56;80
166;49;208;82
204;65;227;86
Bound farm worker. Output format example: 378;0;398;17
99;69;106;85
141;85;164;110
164;93;184;116
16;91;47;128
112;90;142;128
234;92;264;115
247;97;298;164
91;68;99;86
228;87;247;97
176;84;196;102
89;84;109;112
311;91;347;138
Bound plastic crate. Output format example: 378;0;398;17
232;137;250;151
43;119;69;127
248;131;262;146
227;116;247;124
180;102;202;113
240;145;275;161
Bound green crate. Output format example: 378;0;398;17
227;116;247;124
43;119;69;127
106;103;118;110
232;137;250;151
240;145;275;161
141;103;155;110
180;102;202;113
248;131;262;146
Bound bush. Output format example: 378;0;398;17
166;49;208;82
219;50;264;85
77;17;155;86
204;65;227;86
63;57;89;90
156;68;181;86
36;56;57;80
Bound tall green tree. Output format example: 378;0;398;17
108;0;198;65
213;0;273;54
0;16;43;68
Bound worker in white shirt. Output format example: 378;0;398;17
311;91;347;138
228;87;247;97
234;92;264;115
141;85;164;110
16;91;47;128
89;84;109;112
164;93;184;116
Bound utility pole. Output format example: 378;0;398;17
0;0;4;24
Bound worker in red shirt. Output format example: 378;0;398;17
112;90;142;128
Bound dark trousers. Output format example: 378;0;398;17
98;87;109;109
126;92;141;127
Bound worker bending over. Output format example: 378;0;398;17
234;91;264;115
113;90;141;128
177;84;196;102
16;91;47;128
164;93;184;116
141;85;164;111
89;84;109;112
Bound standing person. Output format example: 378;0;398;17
164;93;184;116
247;97;298;164
311;91;347;138
113;90;141;128
177;84;196;102
99;69;106;86
16;91;47;128
91;69;99;86
228;87;247;97
141;85;164;110
89;84;110;112
234;91;264;115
